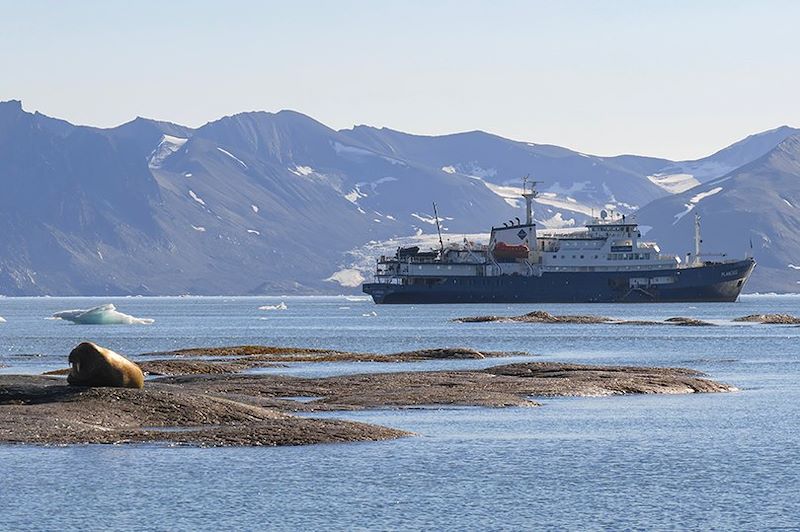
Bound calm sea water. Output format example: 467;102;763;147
1;295;799;530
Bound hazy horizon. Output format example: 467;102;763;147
2;0;799;159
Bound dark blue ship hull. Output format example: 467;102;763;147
363;259;755;304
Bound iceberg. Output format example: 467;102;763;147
259;302;288;311
51;304;154;325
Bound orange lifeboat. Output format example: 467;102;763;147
493;242;529;260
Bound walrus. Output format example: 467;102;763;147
67;342;145;389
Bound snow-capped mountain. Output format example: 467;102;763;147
0;98;797;294
341;126;672;227
636;134;800;293
645;125;800;194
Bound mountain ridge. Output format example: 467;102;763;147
0;99;797;295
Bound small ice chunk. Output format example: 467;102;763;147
251;204;259;213
0;316;6;323
259;302;287;310
247;229;260;235
52;304;154;325
192;225;206;232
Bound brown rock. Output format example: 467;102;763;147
663;317;716;326
0;375;409;447
733;314;800;324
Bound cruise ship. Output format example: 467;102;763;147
362;180;755;304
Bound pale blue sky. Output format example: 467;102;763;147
1;0;798;159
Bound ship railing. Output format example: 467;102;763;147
372;275;403;285
537;232;591;240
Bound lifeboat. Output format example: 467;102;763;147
493;242;529;260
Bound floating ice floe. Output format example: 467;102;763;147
0;316;6;323
259;302;288;311
362;311;378;317
51;304;154;325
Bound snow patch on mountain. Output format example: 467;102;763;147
646;173;701;194
326;268;365;288
483;181;523;208
148;135;188;168
411;212;452;225
333;141;374;158
536;194;594;217
381;156;406;166
216;147;247;168
344;187;366;204
540;212;577;228
290;165;314;176
653;160;735;187
673;187;723;224
361;177;397;193
189;190;206;206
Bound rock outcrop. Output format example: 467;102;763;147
1;345;734;447
455;311;716;326
733;314;800;324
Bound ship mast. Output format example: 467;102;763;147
432;202;445;256
521;176;540;225
693;212;702;265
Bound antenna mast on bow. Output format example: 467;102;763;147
433;202;445;255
